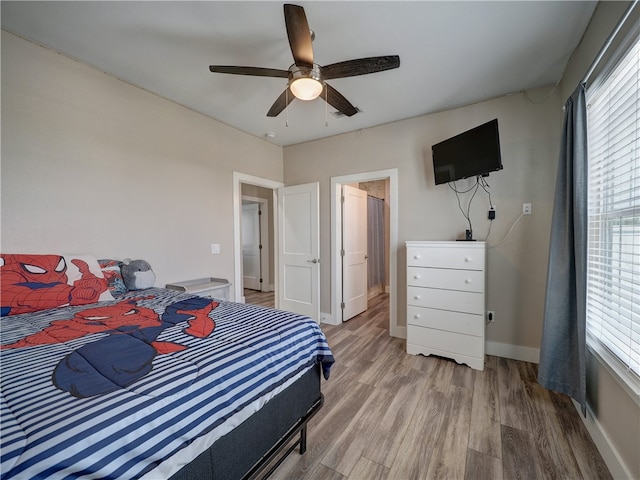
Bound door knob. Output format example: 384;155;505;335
307;258;319;264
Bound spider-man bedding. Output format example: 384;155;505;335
0;256;334;479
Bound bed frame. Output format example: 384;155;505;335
169;363;323;480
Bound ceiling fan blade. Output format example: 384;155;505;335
323;83;358;117
266;88;295;117
322;55;400;80
284;4;314;67
209;65;289;78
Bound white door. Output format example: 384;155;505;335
342;185;368;321
278;182;320;321
242;203;261;291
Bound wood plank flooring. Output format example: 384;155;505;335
265;293;612;480
244;288;275;308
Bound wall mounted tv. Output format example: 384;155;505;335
431;118;503;185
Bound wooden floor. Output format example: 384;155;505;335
244;288;275;308
269;293;612;480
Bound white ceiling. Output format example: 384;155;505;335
2;1;597;146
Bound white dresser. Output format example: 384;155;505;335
405;241;485;370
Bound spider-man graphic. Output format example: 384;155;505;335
2;296;218;398
0;254;107;316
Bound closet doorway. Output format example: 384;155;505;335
330;169;402;338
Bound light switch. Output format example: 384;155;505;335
211;244;221;254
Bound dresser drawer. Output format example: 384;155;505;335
407;305;484;337
407;245;484;270
407;266;484;293
407;285;484;315
407;325;484;358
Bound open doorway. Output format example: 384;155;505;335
330;168;403;338
233;172;282;306
234;173;321;319
241;194;274;308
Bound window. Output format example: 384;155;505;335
586;35;639;391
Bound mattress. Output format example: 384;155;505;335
0;288;334;479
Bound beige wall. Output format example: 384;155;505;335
559;2;640;478
284;88;562;354
1;31;283;294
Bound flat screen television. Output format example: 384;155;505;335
431;119;503;185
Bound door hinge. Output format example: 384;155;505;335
341;302;345;309
341;195;345;203
340;249;345;256
258;209;262;215
259;244;262;250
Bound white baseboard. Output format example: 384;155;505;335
572;399;632;479
320;311;339;325
485;341;540;363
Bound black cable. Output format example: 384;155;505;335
479;176;494;208
466;180;481;224
449;176;496;240
448;179;480;233
448;181;478;194
478;176;496;241
448;182;470;231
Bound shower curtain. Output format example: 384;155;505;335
367;195;385;289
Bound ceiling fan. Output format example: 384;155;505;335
209;4;400;118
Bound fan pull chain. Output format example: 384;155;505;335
285;88;289;128
325;87;328;127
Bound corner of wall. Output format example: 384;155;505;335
486;341;540;364
572;399;634;479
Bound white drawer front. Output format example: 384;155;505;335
407;286;484;315
407;245;484;270
407;305;484;337
407;266;484;293
407;325;484;357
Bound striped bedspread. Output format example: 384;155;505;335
0;288;334;479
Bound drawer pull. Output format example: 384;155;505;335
414;254;421;259
465;279;472;284
414;295;421;300
414;314;421;319
414;274;421;279
464;257;472;262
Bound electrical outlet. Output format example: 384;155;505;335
523;203;532;215
488;206;496;220
487;310;495;324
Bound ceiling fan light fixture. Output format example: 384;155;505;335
289;64;323;100
290;77;323;100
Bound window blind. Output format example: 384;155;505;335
586;36;640;381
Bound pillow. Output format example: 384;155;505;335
0;254;114;316
121;259;156;290
98;259;127;295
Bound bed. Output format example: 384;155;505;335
0;254;334;479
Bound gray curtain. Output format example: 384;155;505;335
367;195;385;289
538;84;588;413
